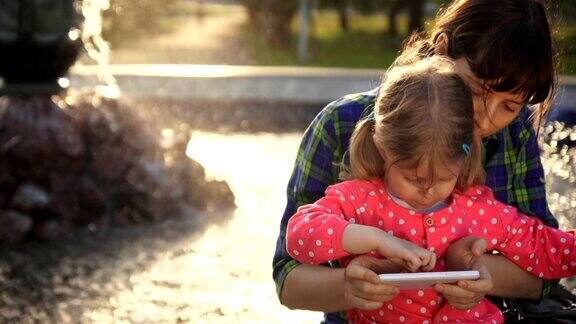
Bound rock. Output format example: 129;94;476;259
0;93;235;241
34;220;74;240
204;180;235;210
0;174;19;207
9;182;50;211
0;210;33;241
89;144;133;182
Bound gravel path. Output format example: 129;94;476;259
109;4;255;65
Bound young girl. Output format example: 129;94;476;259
285;57;576;324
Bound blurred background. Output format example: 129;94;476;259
93;0;576;70
0;0;574;323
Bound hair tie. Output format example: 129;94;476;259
462;143;471;156
365;110;376;122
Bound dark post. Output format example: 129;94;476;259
0;0;82;95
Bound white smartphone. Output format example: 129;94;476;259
378;270;480;289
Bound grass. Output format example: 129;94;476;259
557;24;576;75
106;1;576;74
244;10;406;69
244;9;576;74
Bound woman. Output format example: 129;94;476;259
272;0;559;323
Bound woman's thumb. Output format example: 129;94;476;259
471;238;487;257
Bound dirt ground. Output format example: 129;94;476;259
109;3;255;65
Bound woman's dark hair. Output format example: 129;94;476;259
396;0;556;126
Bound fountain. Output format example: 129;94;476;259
0;0;234;242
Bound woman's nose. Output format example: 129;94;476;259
475;113;492;132
474;97;497;132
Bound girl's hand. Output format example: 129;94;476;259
342;225;436;272
435;237;494;310
376;232;437;272
343;255;402;310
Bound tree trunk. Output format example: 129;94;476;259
388;0;403;36
407;0;425;34
335;0;349;32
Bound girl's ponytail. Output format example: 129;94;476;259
341;117;385;181
458;134;485;190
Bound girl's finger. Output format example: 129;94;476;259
399;249;422;270
405;259;420;272
422;253;437;271
417;250;430;265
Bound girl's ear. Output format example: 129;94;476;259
434;33;449;56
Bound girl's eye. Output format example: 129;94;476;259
409;178;427;186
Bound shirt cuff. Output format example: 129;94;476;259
540;279;560;300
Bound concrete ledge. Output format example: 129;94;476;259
70;64;383;105
70;64;576;109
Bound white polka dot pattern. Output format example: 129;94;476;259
285;180;576;323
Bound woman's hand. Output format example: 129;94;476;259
434;236;494;310
344;255;403;310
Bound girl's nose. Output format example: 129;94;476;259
420;186;434;197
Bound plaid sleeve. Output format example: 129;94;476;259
508;109;560;298
510;111;558;228
272;91;374;301
484;108;560;299
272;102;345;298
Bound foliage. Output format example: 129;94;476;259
240;0;299;48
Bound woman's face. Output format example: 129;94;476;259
453;58;527;138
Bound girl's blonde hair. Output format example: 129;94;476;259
344;57;484;191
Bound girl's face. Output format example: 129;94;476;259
453;58;527;138
383;157;462;210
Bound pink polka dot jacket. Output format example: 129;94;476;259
286;178;576;324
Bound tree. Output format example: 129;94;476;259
388;0;425;36
334;0;350;32
241;0;299;47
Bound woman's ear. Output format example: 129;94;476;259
434;33;449;56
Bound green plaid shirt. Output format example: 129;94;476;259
273;88;558;323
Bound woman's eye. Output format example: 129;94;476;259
505;105;518;113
